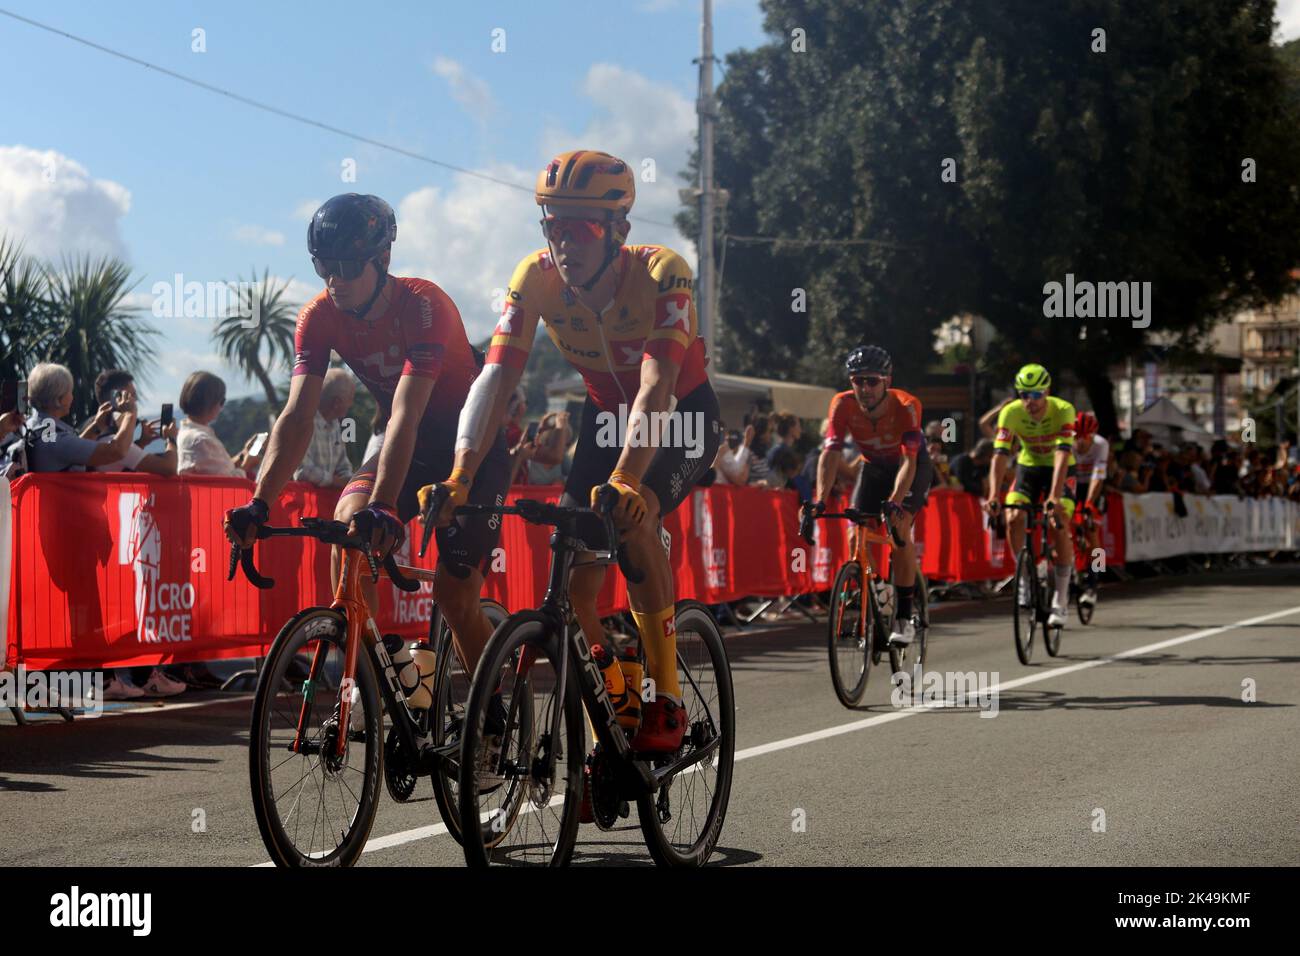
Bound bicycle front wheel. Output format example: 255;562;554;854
431;599;509;847
458;612;583;867
248;607;383;867
637;600;736;867
1012;550;1037;665
828;562;872;706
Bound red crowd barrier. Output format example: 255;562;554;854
4;474;1125;671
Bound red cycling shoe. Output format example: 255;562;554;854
630;695;687;753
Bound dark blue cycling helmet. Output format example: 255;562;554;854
308;194;397;261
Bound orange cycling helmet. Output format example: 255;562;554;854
1075;410;1099;439
535;150;635;215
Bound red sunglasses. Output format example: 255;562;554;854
541;216;608;245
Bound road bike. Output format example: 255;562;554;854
442;489;735;867
1070;505;1101;626
233;517;505;866
1002;501;1068;664
800;503;930;708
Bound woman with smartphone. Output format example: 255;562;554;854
176;372;262;478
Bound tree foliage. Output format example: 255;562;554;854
682;0;1300;434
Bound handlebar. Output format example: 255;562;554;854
226;517;421;592
427;487;645;585
800;504;905;549
999;500;1063;530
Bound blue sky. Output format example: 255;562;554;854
0;0;766;412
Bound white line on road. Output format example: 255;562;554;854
253;602;1300;863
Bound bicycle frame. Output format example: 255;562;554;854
294;547;454;762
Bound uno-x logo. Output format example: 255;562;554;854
495;304;521;337
655;293;690;332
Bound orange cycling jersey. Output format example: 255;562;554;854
823;388;924;462
486;245;710;411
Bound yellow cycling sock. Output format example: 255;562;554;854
632;606;680;699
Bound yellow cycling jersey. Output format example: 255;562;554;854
486;245;710;412
994;396;1077;467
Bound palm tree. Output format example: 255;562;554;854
0;235;53;379
212;268;300;427
42;254;159;425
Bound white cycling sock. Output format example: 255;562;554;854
1054;565;1072;608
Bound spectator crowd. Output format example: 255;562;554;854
3;363;1299;700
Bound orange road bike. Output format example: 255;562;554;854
233;517;506;866
801;504;929;707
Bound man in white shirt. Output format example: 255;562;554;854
293;369;356;487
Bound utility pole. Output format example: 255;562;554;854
697;0;718;369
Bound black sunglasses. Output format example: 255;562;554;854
312;257;368;281
850;375;884;387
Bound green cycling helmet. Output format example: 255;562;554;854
1014;363;1051;391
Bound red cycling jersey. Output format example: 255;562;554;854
823;388;924;462
292;276;480;448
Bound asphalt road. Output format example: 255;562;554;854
2;564;1297;867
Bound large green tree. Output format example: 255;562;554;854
684;0;1300;434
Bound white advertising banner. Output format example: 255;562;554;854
1122;493;1299;561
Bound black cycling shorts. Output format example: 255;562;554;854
344;429;511;573
1006;462;1078;517
559;382;723;545
851;453;933;516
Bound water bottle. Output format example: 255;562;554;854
382;634;420;703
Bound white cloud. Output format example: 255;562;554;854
1278;0;1300;41
295;198;324;220
393;164;539;342
233;224;286;246
431;56;497;121
539;64;697;263
0;145;131;261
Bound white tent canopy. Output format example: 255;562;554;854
1135;396;1218;445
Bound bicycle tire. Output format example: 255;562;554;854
430;598;509;847
1076;579;1096;626
1013;549;1037;665
248;607;383;867
458;612;582;867
637;600;736;867
827;561;871;707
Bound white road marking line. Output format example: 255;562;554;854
251;603;1300;862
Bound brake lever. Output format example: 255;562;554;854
384;554;421;593
418;484;448;558
595;484;645;585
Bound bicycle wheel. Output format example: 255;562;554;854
827;561;872;707
249;607;383;867
458;612;583;867
911;572;930;668
637;600;736;867
1012;549;1037;665
430;599;509;847
1076;573;1096;626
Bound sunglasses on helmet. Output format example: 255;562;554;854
1017;389;1046;400
312;257;369;281
850;374;885;387
540;216;608;245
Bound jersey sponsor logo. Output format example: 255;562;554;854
611;339;645;365
559;339;601;359
407;342;444;368
359;351;405;378
418;295;434;329
995;427;1012;442
494;304;522;337
570;315;587;332
655;293;691;332
656;274;693;294
636;246;661;261
538;251;555;271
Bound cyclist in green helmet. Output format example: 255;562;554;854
984;363;1077;628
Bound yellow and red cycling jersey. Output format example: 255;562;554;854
486;245;710;412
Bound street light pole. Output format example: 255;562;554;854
697;0;717;369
